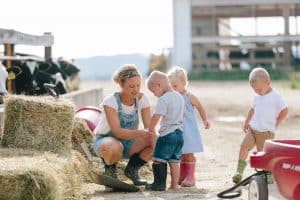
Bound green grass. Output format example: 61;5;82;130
189;68;289;81
289;71;300;89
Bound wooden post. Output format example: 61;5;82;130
44;32;52;60
283;5;291;68
45;46;52;60
4;43;15;94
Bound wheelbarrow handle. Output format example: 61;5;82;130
43;83;59;98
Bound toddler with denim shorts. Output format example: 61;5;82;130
145;70;184;191
232;67;288;184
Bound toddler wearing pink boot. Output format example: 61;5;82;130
167;67;210;187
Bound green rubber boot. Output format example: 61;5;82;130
232;160;247;184
267;173;274;184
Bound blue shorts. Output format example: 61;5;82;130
93;133;134;159
152;129;184;163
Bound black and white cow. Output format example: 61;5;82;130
1;55;80;95
9;60;35;95
34;59;67;95
0;62;8;94
56;58;80;92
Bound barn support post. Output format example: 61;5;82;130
44;32;52;60
4;43;15;94
283;5;292;68
45;46;52;60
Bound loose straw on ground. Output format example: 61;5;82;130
0;148;82;200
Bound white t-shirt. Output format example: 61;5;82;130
154;91;184;136
250;90;287;133
93;93;150;135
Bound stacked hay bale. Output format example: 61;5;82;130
71;117;94;155
0;95;83;200
0;149;82;200
0;125;3;144
2;95;74;155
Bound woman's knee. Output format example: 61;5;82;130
97;138;123;164
129;138;152;157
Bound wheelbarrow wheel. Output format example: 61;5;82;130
248;175;268;200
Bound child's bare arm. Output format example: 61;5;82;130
189;93;210;129
149;114;161;133
276;107;288;128
243;108;254;133
148;114;161;148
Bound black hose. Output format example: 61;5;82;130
217;171;267;199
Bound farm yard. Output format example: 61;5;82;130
0;80;299;199
79;80;300;200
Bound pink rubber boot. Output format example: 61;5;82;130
178;162;187;185
181;162;196;187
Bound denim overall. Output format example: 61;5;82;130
93;92;139;158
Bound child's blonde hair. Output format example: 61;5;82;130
112;64;141;85
167;66;188;86
146;70;170;90
249;67;270;83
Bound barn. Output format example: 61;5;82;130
172;0;300;73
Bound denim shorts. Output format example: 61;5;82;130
152;129;184;163
93;133;134;159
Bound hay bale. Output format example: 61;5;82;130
0;148;82;200
72;150;98;183
71;117;94;155
2;95;75;155
0;125;3;144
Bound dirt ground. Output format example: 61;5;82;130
80;80;300;200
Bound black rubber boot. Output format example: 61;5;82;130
101;158;117;179
124;154;148;185
145;162;167;191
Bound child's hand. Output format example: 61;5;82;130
148;130;157;148
243;123;249;133
204;120;210;129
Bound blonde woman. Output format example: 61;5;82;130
93;64;155;186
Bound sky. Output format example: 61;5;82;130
1;1;299;59
0;0;173;59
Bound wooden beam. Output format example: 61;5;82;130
192;5;300;18
191;0;300;7
192;35;300;44
0;29;53;46
0;55;44;62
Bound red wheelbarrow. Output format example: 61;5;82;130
75;106;102;161
75;106;102;134
249;139;300;200
217;140;300;200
